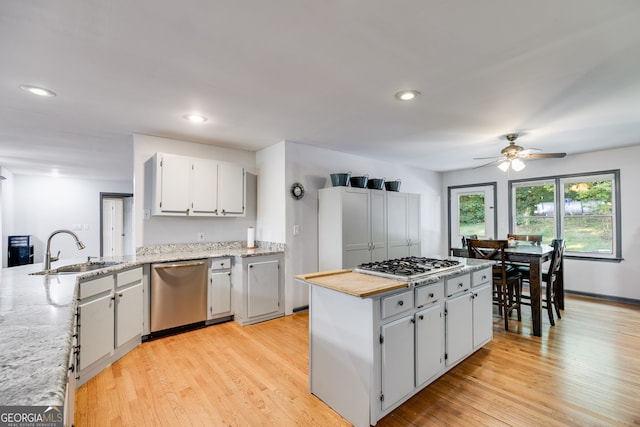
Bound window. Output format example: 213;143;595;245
510;170;621;260
448;183;496;249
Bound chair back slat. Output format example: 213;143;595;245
548;238;565;278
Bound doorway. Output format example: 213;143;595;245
448;183;497;252
100;193;134;257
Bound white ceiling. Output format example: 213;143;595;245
1;0;640;180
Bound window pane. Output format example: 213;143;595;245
458;194;485;236
564;216;613;254
514;183;555;217
514;217;555;244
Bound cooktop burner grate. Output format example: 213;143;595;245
355;257;463;281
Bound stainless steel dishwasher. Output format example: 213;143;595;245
150;260;208;333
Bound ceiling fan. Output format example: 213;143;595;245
474;133;566;171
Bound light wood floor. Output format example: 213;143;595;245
75;295;640;426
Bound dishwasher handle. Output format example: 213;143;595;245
153;261;207;270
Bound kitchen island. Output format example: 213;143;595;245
296;258;493;427
0;241;283;416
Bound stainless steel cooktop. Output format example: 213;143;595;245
354;256;463;282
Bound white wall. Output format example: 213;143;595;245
10;175;132;265
283;141;443;311
256;141;286;243
0;167;16;268
442;144;640;301
133;134;257;248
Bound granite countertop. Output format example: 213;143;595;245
297;258;493;298
0;242;284;406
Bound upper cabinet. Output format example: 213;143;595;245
151;153;245;217
387;192;421;259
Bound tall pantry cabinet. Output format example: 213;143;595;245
318;186;421;270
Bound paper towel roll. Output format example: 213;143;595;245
247;226;255;248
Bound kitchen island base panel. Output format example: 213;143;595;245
310;285;375;427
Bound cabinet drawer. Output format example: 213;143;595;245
472;267;492;287
210;258;231;270
445;274;470;297
117;267;142;288
415;281;444;307
79;275;113;299
381;290;414;319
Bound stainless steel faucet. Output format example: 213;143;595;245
44;229;86;270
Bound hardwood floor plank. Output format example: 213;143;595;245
75;295;640;426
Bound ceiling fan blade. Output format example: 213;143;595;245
519;148;541;154
473;155;503;160
472;159;503;169
520;152;566;159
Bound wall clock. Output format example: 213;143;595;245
290;182;305;200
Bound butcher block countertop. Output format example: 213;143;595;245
295;270;409;297
296;258;493;298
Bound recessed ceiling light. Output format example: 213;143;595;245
183;114;208;123
394;90;420;101
19;84;56;97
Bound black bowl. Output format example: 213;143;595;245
330;173;351;186
367;178;385;190
350;176;369;188
385;180;401;191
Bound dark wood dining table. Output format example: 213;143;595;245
452;243;561;337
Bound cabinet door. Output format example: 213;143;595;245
191;158;218;214
209;271;232;318
78;294;115;370
218;162;245;215
247;260;279;318
445;292;473;367
381;315;415;411
415;303;443;386
115;283;143;347
386;192;408;259
369;190;387;262
343;189;371;268
159;154;190;214
407;194;421;256
472;283;493;348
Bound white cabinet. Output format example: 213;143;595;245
386;192;421;259
207;257;232;322
444;267;492;369
151;152;245;217
415;302;444;386
380;315;415;411
76;267;143;386
472;267;493;349
232;254;284;326
318;187;387;270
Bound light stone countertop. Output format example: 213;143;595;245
0;242;284;406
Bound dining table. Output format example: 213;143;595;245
452;243;562;337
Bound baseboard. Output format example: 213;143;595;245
566;290;640;306
293;305;309;313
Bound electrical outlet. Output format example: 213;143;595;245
197;232;205;241
293;224;300;236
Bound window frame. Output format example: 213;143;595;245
508;169;622;262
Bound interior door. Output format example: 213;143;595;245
449;184;496;250
102;198;124;257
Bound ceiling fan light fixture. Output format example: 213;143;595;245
394;90;420;101
497;161;510;172
511;158;526;171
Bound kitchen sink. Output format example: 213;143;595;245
30;261;124;275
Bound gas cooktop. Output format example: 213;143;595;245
355;257;463;282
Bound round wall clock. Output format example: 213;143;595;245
290;182;305;200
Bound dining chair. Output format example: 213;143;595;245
506;234;543;306
542;238;565;326
467;239;522;331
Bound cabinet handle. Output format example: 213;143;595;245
429;293;434;298
482;275;487;280
250;265;253;268
458;283;463;288
118;293;123;298
410;318;415;324
398;300;404;306
418;315;424;320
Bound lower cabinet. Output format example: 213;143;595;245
232;254;284;326
75;267;143;386
207;257;232;323
308;267;491;427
